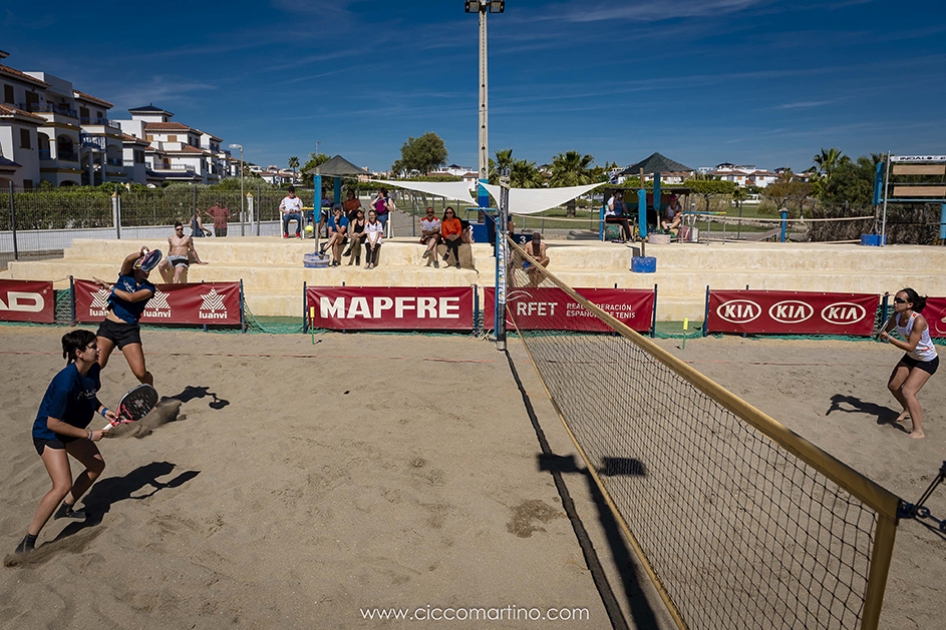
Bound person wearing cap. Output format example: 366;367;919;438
158;221;207;284
94;247;160;385
280;186;304;238
322;205;350;267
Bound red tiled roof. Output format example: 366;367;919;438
165;145;208;154
0;103;46;123
73;90;113;108
144;122;191;131
121;133;150;144
0;64;49;88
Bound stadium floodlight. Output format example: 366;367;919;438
465;1;505;14
489;1;504;12
228;143;245;236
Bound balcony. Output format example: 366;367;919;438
39;149;52;161
58;151;79;163
81;116;109;125
18;102;78;118
107;157;123;167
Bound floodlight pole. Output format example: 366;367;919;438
478;7;489;208
881;151;891;246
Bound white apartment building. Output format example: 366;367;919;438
707;163;779;188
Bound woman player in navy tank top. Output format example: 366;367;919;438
14;330;119;554
94;247;158;385
878;288;939;439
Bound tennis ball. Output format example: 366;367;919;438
304;225;314;234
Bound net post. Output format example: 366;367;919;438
473;284;480;337
240;279;246;333
303;281;308;334
651;283;657;338
69;275;76;326
860;513;899;630
495;171;510;350
702;285;710;337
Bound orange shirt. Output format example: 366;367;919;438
441;217;462;237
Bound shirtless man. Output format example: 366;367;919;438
158;222;207;284
524;232;550;288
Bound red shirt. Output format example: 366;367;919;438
206;206;231;229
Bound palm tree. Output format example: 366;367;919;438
549;151;595;216
510;159;543;189
813;148;845;177
288;156;299;184
489;148;514;184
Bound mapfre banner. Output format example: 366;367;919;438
306;286;474;331
484;287;655;333
0;279;55;323
924;298;946;338
74;280;242;325
707;290;879;336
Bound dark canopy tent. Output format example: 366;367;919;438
618;153;695;236
305;155;371;206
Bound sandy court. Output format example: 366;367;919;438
0;327;942;629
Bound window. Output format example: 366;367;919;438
3;84;13;104
20;129;31;149
80;106;90;120
96;110;103;119
146;135;153;141
168;135;178;142
135;150;144;164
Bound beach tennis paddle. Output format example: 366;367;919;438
102;384;159;431
134;248;163;273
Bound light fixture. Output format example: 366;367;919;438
489;0;504;13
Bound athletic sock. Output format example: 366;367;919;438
15;533;37;554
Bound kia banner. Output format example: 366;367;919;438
306;286;474;331
924;297;946;339
74;280;242;325
484;287;655;333
707;290;879;336
0;279;55;323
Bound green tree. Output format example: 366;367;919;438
510;159;543;189
817;156;876;209
288;156;299;181
301;152;330;187
392;132;448;176
489;148;514;184
813;147;847;177
549;151;595;216
685;179;736;212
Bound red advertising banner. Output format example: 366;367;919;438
306;286;474;331
707;290;879;336
484;287;655;333
924;297;946;339
0;279;55;323
74;280;242;325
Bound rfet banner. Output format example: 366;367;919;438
306;286;474;331
484;287;655;333
74;280;242;325
924;297;946;338
0;279;55;323
707;290;879;336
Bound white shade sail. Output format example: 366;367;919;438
482;182;605;215
374;180;476;204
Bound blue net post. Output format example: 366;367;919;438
940;204;946;241
780;209;788;242
638;188;648;239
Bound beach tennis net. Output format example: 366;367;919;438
503;238;901;630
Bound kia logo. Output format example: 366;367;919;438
716;299;761;324
820;302;867;325
769;300;813;324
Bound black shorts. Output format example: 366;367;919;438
97;318;142;350
901;354;939;376
33;435;77;456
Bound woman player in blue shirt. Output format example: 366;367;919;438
94;247;159;385
15;330;119;554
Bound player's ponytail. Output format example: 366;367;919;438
900;288;927;313
61;329;98;364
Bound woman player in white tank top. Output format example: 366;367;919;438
878;288;939;439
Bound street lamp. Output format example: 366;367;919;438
465;0;504;208
229;143;244;236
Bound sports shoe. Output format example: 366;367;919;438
54;503;87;520
14;534;36;555
422;251;430;259
456;263;461;269
332;260;340;267
295;232;301;238
434;260;439;268
443;254;450;261
283;234;290;239
343;246;352;257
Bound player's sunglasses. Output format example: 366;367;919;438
894;297;907;304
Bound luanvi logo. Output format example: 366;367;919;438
143;290;172;319
199;288;228;320
716;299;761;324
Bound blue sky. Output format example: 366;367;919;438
5;0;945;173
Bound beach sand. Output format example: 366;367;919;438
0;328;943;629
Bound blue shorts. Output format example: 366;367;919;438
33;435;77;456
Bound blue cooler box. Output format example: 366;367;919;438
860;234;886;246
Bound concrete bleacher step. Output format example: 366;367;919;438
6;238;945;322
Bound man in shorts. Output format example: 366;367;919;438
158;222;207;284
420;206;441;267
